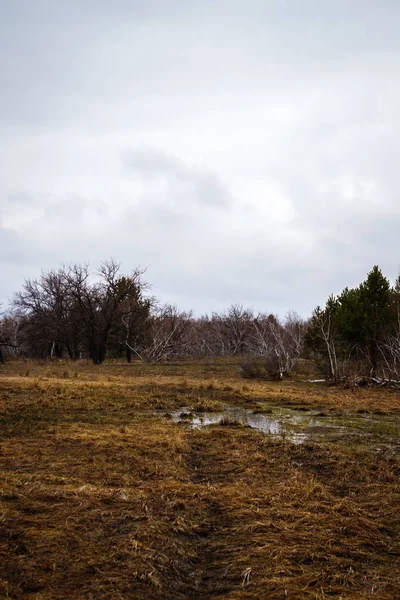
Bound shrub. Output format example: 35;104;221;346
240;356;283;381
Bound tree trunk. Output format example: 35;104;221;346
369;343;378;378
126;346;132;363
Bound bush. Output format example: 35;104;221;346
314;357;371;385
240;356;283;381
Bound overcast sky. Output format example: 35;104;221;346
1;1;400;316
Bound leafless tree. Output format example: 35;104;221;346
307;302;339;381
13;266;81;359
0;310;23;362
189;316;221;356
248;312;304;378
211;304;254;355
379;294;400;379
137;304;193;362
65;260;151;364
13;260;152;364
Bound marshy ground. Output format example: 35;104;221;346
0;359;399;599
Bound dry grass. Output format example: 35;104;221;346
0;359;399;599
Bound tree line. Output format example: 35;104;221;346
306;265;400;381
1;261;399;382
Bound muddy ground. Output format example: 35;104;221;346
0;359;399;599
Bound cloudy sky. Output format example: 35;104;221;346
1;1;400;316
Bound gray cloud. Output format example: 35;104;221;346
1;1;400;314
124;148;233;209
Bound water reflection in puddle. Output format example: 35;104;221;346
171;407;282;434
169;406;316;443
160;404;399;449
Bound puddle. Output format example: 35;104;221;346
165;403;399;448
168;405;321;443
171;406;282;434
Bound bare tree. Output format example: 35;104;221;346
189;316;222;356
380;335;400;379
138;304;193;362
0;310;23;362
248;312;304;378
13;267;82;359
211;304;254;356
379;292;400;379
65;260;151;364
13;260;152;364
306;299;339;381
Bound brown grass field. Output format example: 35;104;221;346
0;358;399;599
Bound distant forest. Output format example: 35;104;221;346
1;260;399;383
